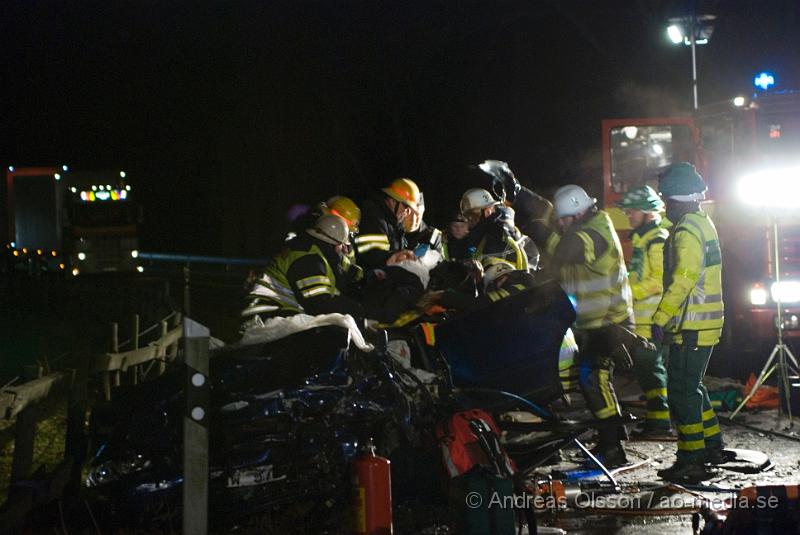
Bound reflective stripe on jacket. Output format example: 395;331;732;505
653;211;724;346
354;199;406;269
629;220;669;337
476;231;529;271
548;211;633;329
241;243;338;320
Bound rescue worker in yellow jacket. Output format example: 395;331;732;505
240;214;367;330
530;185;634;467
618;185;673;437
287;196;364;292
652;163;726;483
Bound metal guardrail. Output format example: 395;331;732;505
137;252;269;267
0;309;187;530
137;252;266;337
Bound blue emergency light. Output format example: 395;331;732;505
754;71;776;91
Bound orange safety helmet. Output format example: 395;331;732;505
322;196;361;232
382;178;421;213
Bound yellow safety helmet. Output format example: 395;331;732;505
382;178;421;213
322;196;361;232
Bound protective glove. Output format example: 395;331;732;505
651;324;665;344
610;343;634;371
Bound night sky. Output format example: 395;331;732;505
3;0;799;257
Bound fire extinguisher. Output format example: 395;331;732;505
352;438;392;535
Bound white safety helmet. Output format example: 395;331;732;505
460;188;500;215
306;214;350;245
553;185;596;218
482;258;516;290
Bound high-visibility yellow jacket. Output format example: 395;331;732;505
653;211;724;346
241;237;363;324
546;210;633;329
629;220;669;338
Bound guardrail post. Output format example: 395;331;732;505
183;264;191;317
170;313;182;361
10;365;43;485
65;351;87;501
102;323;117;401
159;320;168;375
132;314;140;385
183;317;209;535
112;322;120;388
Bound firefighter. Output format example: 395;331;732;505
442;211;470;260
618;185;673;437
287;196;364;292
476;159;547;267
653;163;725;483
240;214;366;330
404;192;444;257
460;188;529;271
530;184;634;466
354;178;420;270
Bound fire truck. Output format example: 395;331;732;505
600;87;800;376
6;166;141;275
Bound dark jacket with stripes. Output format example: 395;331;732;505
353;198;407;270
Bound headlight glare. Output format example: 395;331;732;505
750;286;768;306
85;454;151;487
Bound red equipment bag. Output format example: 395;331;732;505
436;409;516;478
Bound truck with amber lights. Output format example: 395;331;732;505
6;166;142;274
600;87;800;375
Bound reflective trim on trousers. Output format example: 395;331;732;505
595;406;618;419
678;422;704;435
678;439;705;451
646;387;668;400
598;369;617;414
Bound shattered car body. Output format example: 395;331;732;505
85;280;576;527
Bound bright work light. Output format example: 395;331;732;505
750;285;768;305
772;281;800;304
732;163;800;422
667;25;683;44
738;166;800;208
